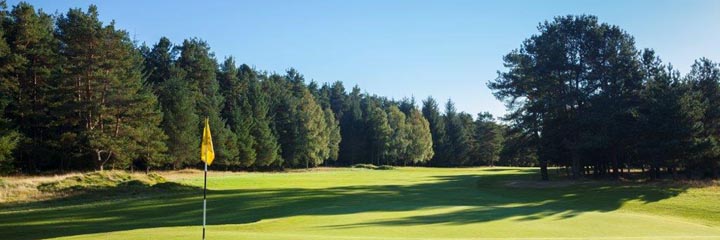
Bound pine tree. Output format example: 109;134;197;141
386;105;409;165
365;99;391;165
157;68;199;168
176;38;238;167
686;58;720;178
132;86;169;171
55;5;167;170
323;107;341;163
228;63;258;167
405;108;434;165
2;2;58;171
0;19;20;172
264;73;300;166
443;100;471;166
473;112;503;166
217;58;256;168
637;50;703;179
296;89;328;168
422;96;447;166
250;76;280;167
339;86;366;165
142;37;175;86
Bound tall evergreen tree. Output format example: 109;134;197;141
422;96;447;166
55;5;167;170
490;15;645;179
295;89;328;168
386;105;409;165
637;50;704;179
323;107;341;163
443;100;472;166
1;2;57;171
142;37;174;86
405;108;434;165
250;76;280;167
473;112;503;166
217;57;256;167
686;58;720;178
157;68;199;168
0;14;20;172
365;99;391;165
176;38;237;167
338;86;366;165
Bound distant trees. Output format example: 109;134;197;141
2;2;716;180
490;15;720;179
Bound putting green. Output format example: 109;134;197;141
1;168;719;240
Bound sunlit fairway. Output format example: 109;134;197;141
1;167;719;240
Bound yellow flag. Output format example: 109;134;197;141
201;118;215;166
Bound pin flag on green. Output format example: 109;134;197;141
201;118;214;240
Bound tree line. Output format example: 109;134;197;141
0;2;504;173
490;15;720;180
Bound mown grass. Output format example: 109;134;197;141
0;167;719;240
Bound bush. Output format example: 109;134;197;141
376;165;395;170
350;164;396;170
351;164;378;170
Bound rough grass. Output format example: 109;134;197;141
0;171;187;204
0;167;719;240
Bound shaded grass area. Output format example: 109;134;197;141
0;168;718;240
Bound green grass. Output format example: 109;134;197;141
1;167;719;240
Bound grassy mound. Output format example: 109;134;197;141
350;164;396;170
37;171;167;193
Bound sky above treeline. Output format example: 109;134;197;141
22;0;720;119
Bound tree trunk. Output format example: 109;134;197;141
611;147;619;179
572;152;581;179
540;158;549;181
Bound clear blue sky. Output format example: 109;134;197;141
22;0;720;118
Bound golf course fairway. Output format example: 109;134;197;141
1;167;719;240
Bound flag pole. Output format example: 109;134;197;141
203;161;207;240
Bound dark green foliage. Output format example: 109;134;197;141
248;76;280;167
498;128;537;167
472;112;503;166
2;2;718;177
491;15;720;179
296;88;328;168
220;62;256;167
422;97;447;166
157;69;199;169
365;98;391;165
55;5;168;171
386;105;409;165
323;107;341;162
142;37;174;85
176;39;237;168
636;50;703;179
685;58;720;178
442;100;473;166
404;108;434;164
1;2;58;171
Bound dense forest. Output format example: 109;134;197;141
0;2;718;180
490;15;720;180
0;2;503;174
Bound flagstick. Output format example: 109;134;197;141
203;161;207;240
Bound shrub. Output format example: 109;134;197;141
376;165;395;170
351;164;378;170
350;164;396;170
